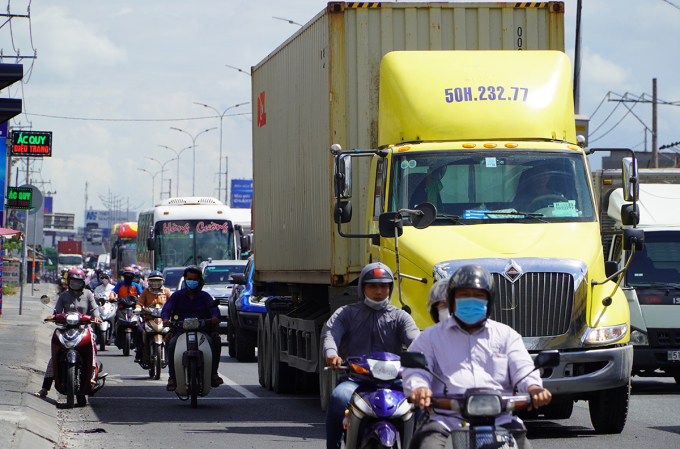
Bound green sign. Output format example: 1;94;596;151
6;186;33;209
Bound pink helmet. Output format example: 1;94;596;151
67;268;86;281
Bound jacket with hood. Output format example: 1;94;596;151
322;263;420;362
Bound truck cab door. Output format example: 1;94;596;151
367;157;387;263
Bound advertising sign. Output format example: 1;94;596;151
10;130;52;157
3;261;19;286
85;210;137;230
231;179;253;209
0;121;7;226
6;186;33;209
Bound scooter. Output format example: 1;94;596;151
169;315;215;408
45;311;106;408
338;352;415;449
137;304;169;380
95;293;117;352
114;295;140;356
401;350;560;449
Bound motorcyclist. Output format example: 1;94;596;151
133;267;148;290
36;268;101;398
93;271;115;299
112;266;143;299
322;262;420;449
161;266;223;391
404;265;552;449
134;271;171;363
426;279;449;324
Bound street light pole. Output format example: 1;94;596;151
145;156;177;201
193;102;249;203
170;127;216;196
158;144;192;197
137;168;164;206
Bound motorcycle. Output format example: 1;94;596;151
136;304;169;380
45;311;106;408
336;352;415;449
401;350;560;449
95;293;117;352
169;313;217;408
114;295;140;356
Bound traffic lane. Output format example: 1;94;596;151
526;377;680;449
60;349;326;448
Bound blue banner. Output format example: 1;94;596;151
231;179;252;209
0;121;7;226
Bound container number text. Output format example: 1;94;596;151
444;87;529;103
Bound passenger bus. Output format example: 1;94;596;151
136;197;247;272
110;222;138;280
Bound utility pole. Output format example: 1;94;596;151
652;78;658;168
573;0;583;114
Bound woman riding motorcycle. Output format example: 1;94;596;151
134;271;172;362
36;268;101;398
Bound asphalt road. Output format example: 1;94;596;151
55;342;680;449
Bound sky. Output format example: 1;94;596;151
2;0;680;228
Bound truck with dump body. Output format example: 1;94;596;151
252;1;641;434
593;168;680;383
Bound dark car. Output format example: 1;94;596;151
162;267;185;293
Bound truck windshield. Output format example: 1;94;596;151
626;231;680;287
390;150;595;224
58;255;82;265
154;220;234;272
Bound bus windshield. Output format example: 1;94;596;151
154;220;234;272
390;150;595;224
119;248;137;268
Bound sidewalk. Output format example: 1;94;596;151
0;283;59;449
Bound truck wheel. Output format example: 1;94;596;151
319;337;337;413
257;315;267;387
235;319;257;362
271;315;294;394
263;314;272;390
542;400;574;419
228;320;236;358
589;381;630;434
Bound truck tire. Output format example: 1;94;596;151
234;319;257;362
542;400;574;419
588;381;630;434
263;314;272;390
271;315;294;394
227;321;236;358
257;315;267;387
319;337;337;413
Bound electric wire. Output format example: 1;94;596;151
588;101;621;137
25;112;251;122
589;102;636;143
588;92;609;120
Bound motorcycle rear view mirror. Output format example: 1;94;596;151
40;295;51;305
400;351;429;370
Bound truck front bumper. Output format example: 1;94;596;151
632;345;680;374
533;344;633;395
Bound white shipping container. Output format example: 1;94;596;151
252;1;565;286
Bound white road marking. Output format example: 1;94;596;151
218;372;259;398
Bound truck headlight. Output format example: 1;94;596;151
630;329;649;346
582;324;628;346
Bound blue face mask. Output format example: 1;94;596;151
185;280;199;290
454;297;488;325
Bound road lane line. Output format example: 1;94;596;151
219;372;259;398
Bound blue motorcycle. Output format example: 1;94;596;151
341;352;415;449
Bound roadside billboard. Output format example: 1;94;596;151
230;179;253;209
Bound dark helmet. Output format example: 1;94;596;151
148;270;163;280
148;270;164;293
357;262;394;301
446;264;496;316
427;280;448;323
183;265;204;290
98;271;111;280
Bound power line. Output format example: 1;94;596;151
662;0;680;11
588;101;621;137
24;112;251;122
589;103;637;143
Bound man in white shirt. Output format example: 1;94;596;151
404;264;552;449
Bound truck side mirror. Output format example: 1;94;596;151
621;157;638;202
379;212;403;238
230;273;247;285
147;238;156;251
334;154;352;200
334;201;352;224
240;235;249;251
410;202;437;229
604;261;619;278
622;228;644;252
620;203;639;227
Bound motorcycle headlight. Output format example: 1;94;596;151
366;359;401;381
630;329;649;346
582;324;628;346
65;313;80;326
59;328;85;348
466;394;502;417
144;322;154;332
183;318;200;330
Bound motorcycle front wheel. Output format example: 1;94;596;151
154;343;162;380
66;365;76;408
98;330;106;352
148;343;156;378
189;358;198;408
123;332;131;357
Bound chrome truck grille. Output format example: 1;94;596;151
490;272;574;337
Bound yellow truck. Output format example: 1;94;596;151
252;2;641;434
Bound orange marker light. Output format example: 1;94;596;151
217;211;223;214
351;364;369;375
505;143;518;148
462;143;476;148
164;212;169;215
603;179;613;185
483;143;497;148
398;146;411;152
567;145;580;151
